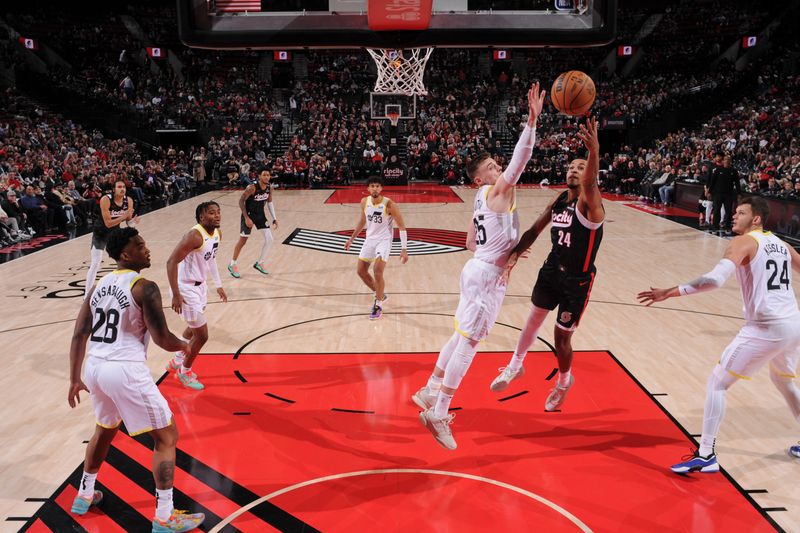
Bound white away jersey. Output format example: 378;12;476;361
472;185;519;265
88;269;148;362
737;230;799;323
178;224;220;283
365;196;394;240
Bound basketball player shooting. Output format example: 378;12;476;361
68;228;205;532
165;201;228;391
638;196;800;473
490;117;605;414
413;83;546;450
344;176;409;320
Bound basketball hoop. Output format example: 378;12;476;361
387;112;400;127
367;48;434;96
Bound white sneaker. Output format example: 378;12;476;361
412;386;438;410
545;374;574;411
419;408;457;450
490;366;525;392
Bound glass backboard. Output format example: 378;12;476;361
178;0;616;50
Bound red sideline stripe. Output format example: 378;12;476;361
114;434;269;532
55;484;127;533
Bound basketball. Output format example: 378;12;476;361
550;70;596;116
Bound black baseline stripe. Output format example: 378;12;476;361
499;390;529;402
448;407;462;411
24;498;49;502
233;412;251;415
265;392;296;403
105;446;233;532
545;368;558;381
652;393;668;397
18;497;87;532
546;409;562;413
281;227;302;245
234;370;247;383
127;432;321;532
6;517;32;521
763;508;787;512
331;408;375;414
745;489;769;494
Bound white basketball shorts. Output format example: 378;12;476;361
717;320;800;380
171;281;208;328
84;357;173;436
358;236;392;263
454;258;507;342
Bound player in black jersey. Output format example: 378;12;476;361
491;117;605;411
84;178;137;298
228;169;278;278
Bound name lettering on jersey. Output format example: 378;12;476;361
90;283;131;309
763;242;788;257
552;210;574;228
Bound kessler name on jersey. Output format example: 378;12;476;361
763;242;789;257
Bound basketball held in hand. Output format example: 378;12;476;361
550;71;596;116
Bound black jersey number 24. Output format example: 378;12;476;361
91;308;120;344
473;215;487;245
766;259;789;290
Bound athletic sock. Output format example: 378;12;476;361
155;488;173;521
229;259;237;266
78;471;97;498
557;370;572;387
433;391;453;418
181;364;192;375
508;352;526;372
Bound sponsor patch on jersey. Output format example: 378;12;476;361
282;228;467;256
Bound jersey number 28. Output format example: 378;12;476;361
91;308;120;344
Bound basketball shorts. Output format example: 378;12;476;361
240;214;268;237
532;264;596;331
717;320;800;380
171;281;208;328
359;236;392;263
454;258;507;342
91;230;108;251
84;357;173;436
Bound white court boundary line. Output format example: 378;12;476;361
209;468;593;532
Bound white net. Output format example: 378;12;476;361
366;48;434;96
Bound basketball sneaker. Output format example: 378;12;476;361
152;510;205;533
544;374;574;411
789;443;800;458
369;303;382;320
227;264;240;278
176;370;205;391
165;357;181;373
490;366;526;392
253;262;269;275
412;386;438;410
71;490;103;515
419;408;456;450
670;450;719;474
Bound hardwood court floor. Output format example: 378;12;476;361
1;185;798;531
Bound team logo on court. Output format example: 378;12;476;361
282;228;467;256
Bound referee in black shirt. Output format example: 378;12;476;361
708;155;740;232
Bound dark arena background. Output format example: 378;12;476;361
1;0;799;532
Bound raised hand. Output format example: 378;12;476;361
577;116;599;154
527;82;547;126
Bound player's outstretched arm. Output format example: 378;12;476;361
344;199;367;251
166;229;203;314
494;82;545;196
135;279;189;353
576;117;604;222
389;200;409;264
511;196;557;259
637;236;756;305
68;287;94;408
